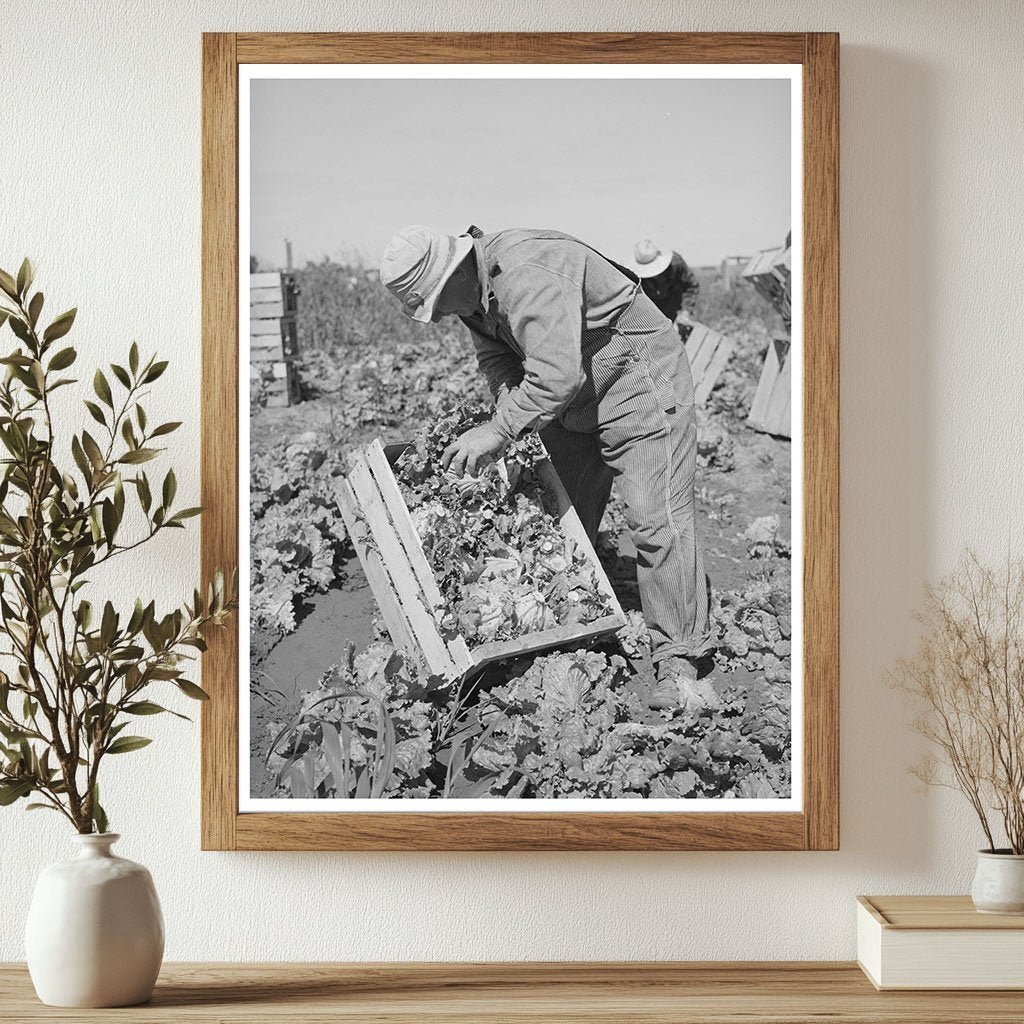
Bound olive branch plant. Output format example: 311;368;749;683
0;259;235;834
894;551;1024;854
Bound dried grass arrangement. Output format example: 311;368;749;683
894;552;1024;854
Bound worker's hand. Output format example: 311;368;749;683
441;421;508;477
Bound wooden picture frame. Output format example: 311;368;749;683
201;32;839;851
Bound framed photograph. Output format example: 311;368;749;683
201;32;838;850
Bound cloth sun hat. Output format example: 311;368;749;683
379;225;474;322
633;238;673;279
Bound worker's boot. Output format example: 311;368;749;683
647;656;720;713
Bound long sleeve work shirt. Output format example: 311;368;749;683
459;229;639;439
640;252;699;322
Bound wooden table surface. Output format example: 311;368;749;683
3;962;1024;1023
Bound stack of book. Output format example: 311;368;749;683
857;895;1024;990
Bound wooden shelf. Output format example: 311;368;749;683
3;962;1024;1022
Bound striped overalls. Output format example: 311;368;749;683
461;229;712;666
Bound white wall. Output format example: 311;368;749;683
2;0;1023;962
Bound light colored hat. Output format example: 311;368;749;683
379;225;473;322
633;238;673;279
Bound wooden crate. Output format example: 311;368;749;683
251;360;299;409
684;321;735;406
251;270;299;313
742;246;791;328
747;334;791;438
250;317;299;362
250;272;300;402
336;439;627;680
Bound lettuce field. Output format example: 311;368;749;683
248;261;793;801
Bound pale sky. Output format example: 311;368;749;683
250;76;791;270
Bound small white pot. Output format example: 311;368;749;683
25;833;164;1007
971;849;1024;915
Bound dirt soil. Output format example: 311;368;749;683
248;394;790;798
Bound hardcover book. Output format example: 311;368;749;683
857;896;1024;990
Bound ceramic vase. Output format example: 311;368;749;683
25;833;164;1007
971;850;1024;915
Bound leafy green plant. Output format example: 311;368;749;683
249;262;795;802
265;646;410;799
287;261;489;416
467;649;790;800
393;404;614;646
261;637;791;802
267;690;399;799
0;259;235;833
249;437;350;656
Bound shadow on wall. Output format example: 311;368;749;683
837;46;937;873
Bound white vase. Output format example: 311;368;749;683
24;833;164;1007
971;849;1024;915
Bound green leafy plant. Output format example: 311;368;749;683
0;259;235;833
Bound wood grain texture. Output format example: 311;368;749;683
693;334;736;407
363;439;474;671
201;32;840;850
348;452;462;675
801;32;841;852
470;614;627;669
863;896;1024;930
233;810;806;851
236;32;807;64
3;962;1024;1023
337;478;419;658
200;32;238;851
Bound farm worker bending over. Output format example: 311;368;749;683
632;238;699;327
379;225;714;711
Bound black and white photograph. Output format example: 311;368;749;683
241;65;801;810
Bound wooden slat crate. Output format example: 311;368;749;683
250;360;299;409
742;246;792;328
337;439;627;680
251;270;300;312
747;334;791;438
249;271;300;402
684;321;735;406
250;318;299;362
